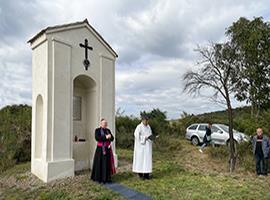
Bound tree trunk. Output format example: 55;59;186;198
224;84;237;172
251;102;254;117
227;102;236;172
255;103;260;118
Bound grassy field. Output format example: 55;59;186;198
1;139;270;200
0;163;124;200
114;139;270;200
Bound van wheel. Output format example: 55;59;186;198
191;136;199;146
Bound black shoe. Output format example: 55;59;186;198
138;173;144;179
144;174;150;180
107;180;113;184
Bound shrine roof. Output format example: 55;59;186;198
27;19;118;57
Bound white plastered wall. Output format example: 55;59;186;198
30;23;117;182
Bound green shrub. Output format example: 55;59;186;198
141;109;173;136
208;145;229;160
116;109;178;149
0;105;31;172
208;142;255;172
153;135;182;152
115;116;139;149
237;141;254;171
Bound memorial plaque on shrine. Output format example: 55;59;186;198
73;96;82;121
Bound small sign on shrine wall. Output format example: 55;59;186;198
73;96;82;121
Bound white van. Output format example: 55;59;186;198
185;123;249;146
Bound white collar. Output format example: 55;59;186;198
141;122;148;127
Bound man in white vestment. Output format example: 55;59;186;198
132;116;152;180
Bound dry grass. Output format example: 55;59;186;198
0;163;124;200
0;139;268;200
114;139;270;200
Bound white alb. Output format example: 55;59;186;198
132;122;153;173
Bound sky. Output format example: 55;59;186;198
0;0;269;119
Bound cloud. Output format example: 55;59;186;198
115;57;246;118
0;0;268;118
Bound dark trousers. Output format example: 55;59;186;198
138;173;150;179
255;154;268;175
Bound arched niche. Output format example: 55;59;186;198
35;94;43;159
72;74;97;171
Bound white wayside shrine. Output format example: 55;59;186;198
28;19;118;183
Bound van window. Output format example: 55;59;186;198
212;126;220;133
198;125;207;131
188;125;198;130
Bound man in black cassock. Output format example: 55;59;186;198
91;119;116;183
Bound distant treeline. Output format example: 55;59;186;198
116;106;270;149
1;104;270;172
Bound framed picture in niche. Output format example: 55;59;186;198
73;96;82;121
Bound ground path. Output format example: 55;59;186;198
105;182;152;200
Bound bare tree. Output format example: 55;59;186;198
183;43;238;172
